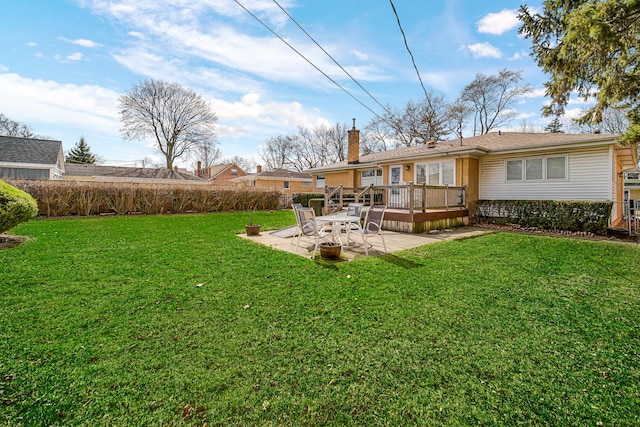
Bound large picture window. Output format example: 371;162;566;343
416;161;455;185
506;155;567;182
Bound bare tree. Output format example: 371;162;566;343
364;93;452;153
448;100;474;139
190;139;222;171
260;123;349;171
119;79;218;170
0;114;42;138
460;69;532;135
259;134;297;170
221;155;256;173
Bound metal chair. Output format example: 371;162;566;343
294;207;332;258
352;205;387;255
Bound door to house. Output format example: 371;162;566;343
388;165;406;207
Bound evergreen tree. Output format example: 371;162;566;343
544;117;564;134
520;0;640;145
65;136;97;164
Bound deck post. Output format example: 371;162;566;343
422;183;427;212
409;181;414;214
445;184;449;211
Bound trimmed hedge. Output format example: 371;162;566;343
0;179;39;233
475;200;613;235
5;180;280;217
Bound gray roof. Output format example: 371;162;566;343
0;135;63;165
64;163;205;181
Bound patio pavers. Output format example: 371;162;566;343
239;226;491;260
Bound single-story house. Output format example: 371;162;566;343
232;166;313;194
63;163;208;185
0;135;65;180
194;162;247;185
307;124;638;228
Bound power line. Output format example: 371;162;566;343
272;0;391;116
233;0;383;119
389;0;430;101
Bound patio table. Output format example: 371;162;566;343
316;213;362;247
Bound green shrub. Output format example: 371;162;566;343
475;200;613;234
0;179;39;233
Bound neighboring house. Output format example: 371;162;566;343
63;163;208;184
0;135;65;180
194;162;247;185
308;125;638;225
232;166;313;194
624;167;640;201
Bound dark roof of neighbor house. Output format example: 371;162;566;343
64;163;205;181
0;135;63;165
308;132;621;173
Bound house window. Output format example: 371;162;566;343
283;180;290;189
315;174;325;188
230;168;238;175
416;161;455;185
302;181;311;187
525;158;543;180
506;155;567;182
546;156;566;180
250;180;255;187
361;169;382;186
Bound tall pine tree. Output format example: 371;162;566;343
65;136;97;164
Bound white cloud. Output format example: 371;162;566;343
60;37;101;48
67;52;84;61
520;88;548;99
0;73;120;133
477;9;520;35
466;42;502;59
0;64;8;72
27;42;37;47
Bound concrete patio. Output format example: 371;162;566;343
239;226;491;260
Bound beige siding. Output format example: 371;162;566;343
479;146;612;201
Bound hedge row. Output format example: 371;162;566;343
0;180;39;232
475;199;613;234
5;180;280;217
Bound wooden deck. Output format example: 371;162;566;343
382;207;470;233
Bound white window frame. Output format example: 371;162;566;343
505;155;568;182
415;161;455;185
315;174;325;188
361;169;382;186
283;180;290;189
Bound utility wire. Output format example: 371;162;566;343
389;0;430;102
233;0;383;119
272;0;391;116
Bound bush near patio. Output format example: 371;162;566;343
475;199;613;234
5;179;280;217
0;179;38;232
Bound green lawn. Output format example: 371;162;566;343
1;212;639;426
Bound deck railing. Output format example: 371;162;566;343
325;183;466;213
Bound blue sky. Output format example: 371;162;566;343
1;0;585;170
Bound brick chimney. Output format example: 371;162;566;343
256;165;262;173
348;118;360;164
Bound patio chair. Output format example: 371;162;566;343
289;203;303;244
294;207;332;258
342;202;364;242
352;205;387;255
